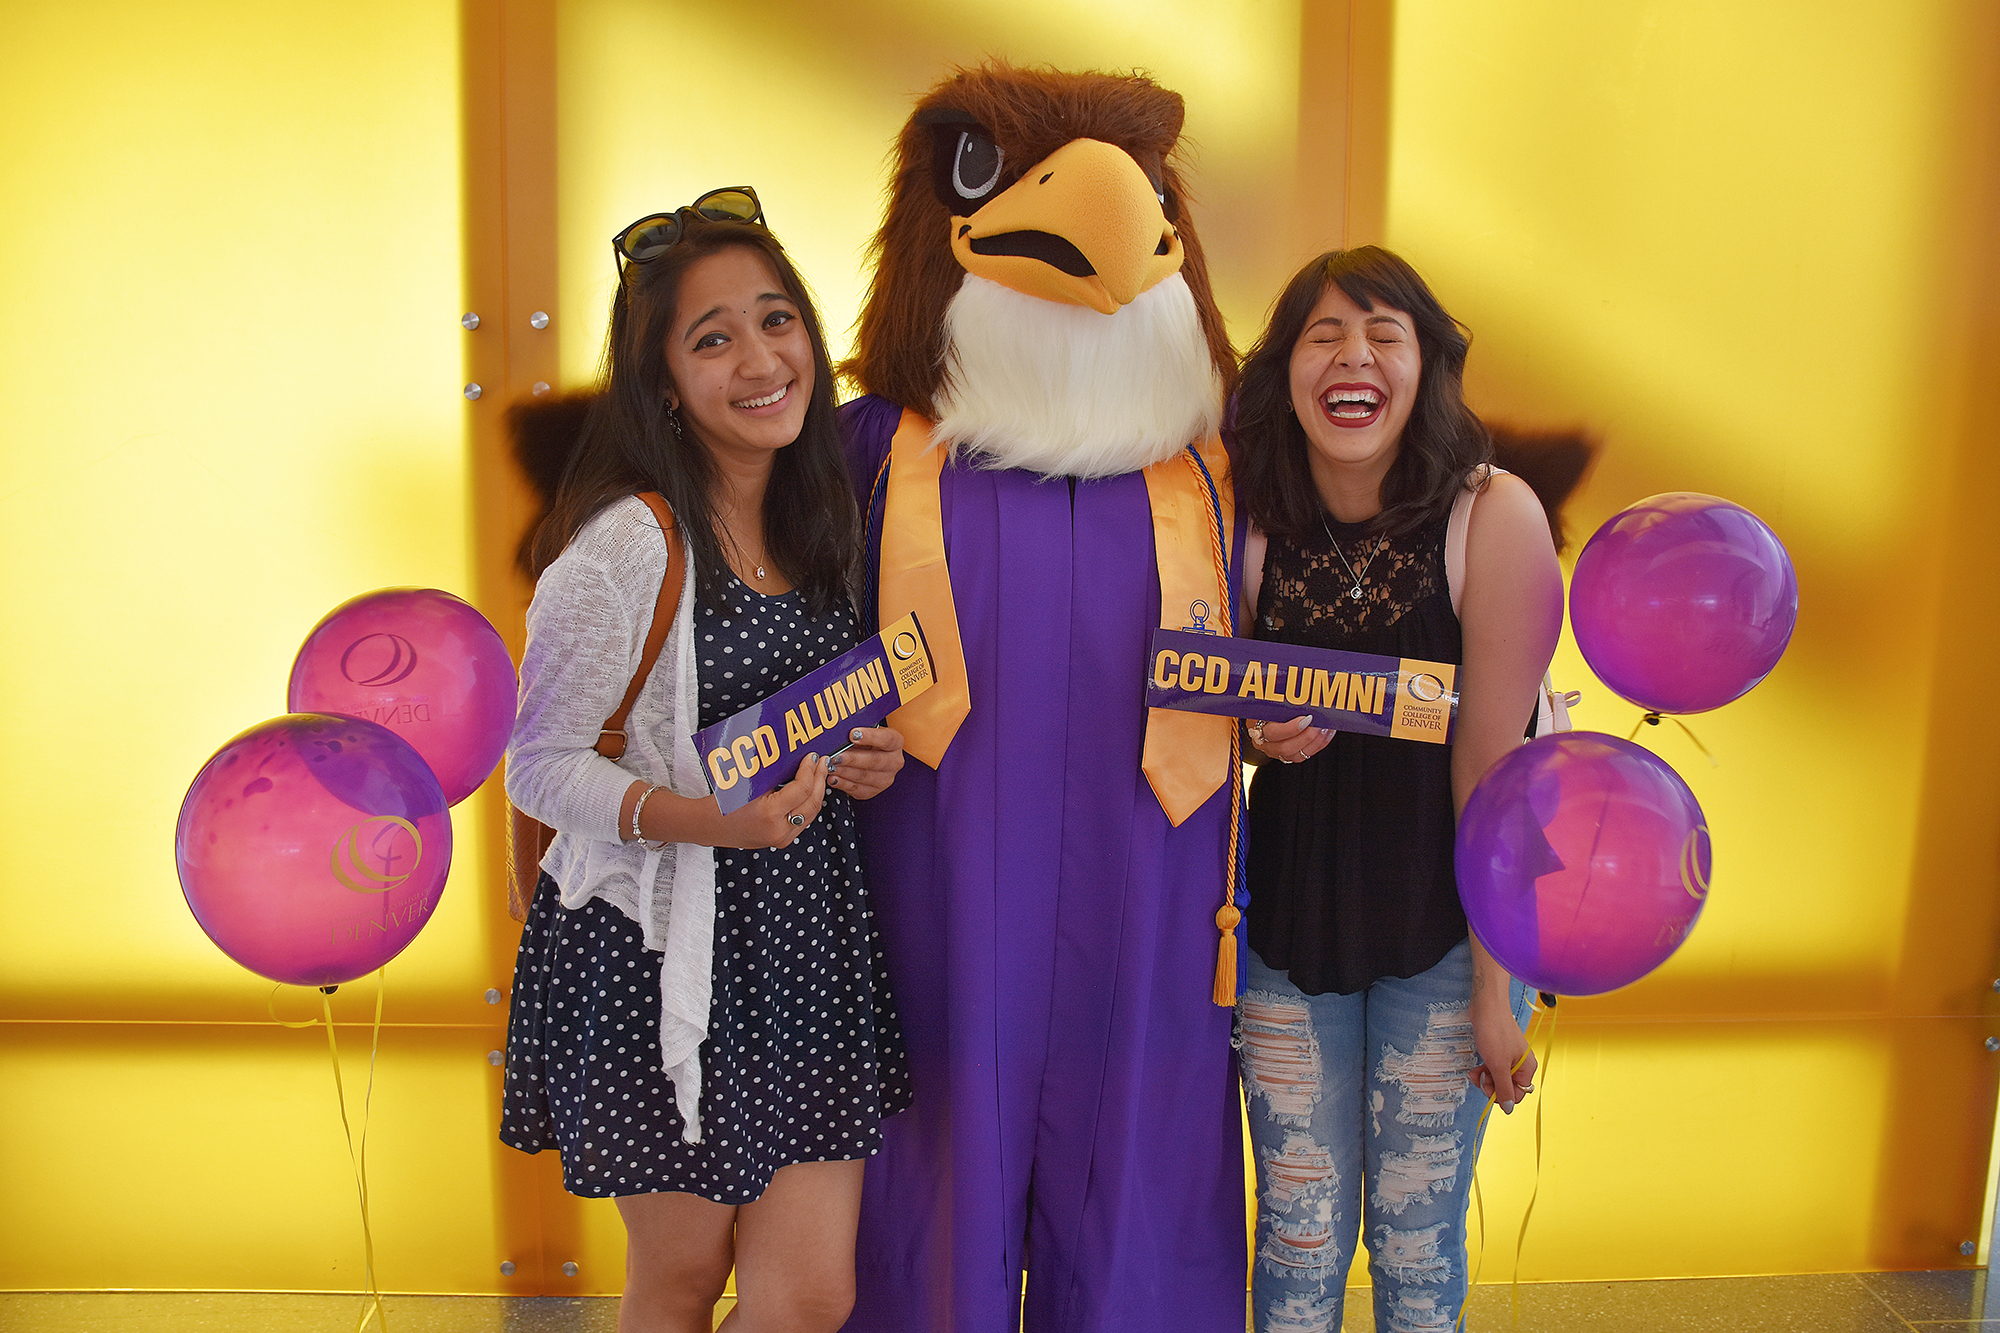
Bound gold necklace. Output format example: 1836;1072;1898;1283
725;530;768;584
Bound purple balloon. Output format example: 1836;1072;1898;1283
176;714;453;987
1569;493;1797;714
1456;732;1710;996
287;588;516;805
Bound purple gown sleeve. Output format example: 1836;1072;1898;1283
839;394;905;630
839;394;904;503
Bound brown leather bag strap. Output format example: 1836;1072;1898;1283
594;492;684;761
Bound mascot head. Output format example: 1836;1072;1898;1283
845;63;1235;477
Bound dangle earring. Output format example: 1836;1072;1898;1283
667;404;685;442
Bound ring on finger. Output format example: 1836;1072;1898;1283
787;813;805;828
1247;719;1267;744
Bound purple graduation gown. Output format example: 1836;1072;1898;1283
840;395;1246;1333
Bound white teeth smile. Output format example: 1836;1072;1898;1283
1325;388;1382;417
734;384;789;409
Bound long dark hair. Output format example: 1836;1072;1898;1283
529;217;857;616
1235;246;1490;539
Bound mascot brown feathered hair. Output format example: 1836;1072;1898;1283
836;63;1250;1333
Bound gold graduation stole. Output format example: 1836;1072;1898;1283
875;409;1234;825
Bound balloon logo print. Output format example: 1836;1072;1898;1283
176;713;453;986
290;589;517;805
329;815;424;894
1680;826;1711;900
340;633;420;687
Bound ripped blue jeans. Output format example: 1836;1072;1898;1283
1237;940;1530;1333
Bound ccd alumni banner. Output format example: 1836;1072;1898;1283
1146;628;1458;745
693;612;937;813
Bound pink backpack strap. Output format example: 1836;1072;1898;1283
1445;464;1580;737
1445;463;1503;618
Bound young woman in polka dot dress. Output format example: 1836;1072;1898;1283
502;193;911;1333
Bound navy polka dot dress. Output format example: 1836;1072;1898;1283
500;577;911;1203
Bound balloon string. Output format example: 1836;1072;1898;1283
1627;711;1720;767
1467;1166;1486;1326
1510;1002;1558;1328
1454;996;1548;1333
318;973;390;1333
1459;1102;1494;1333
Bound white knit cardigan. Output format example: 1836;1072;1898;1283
504;496;716;1142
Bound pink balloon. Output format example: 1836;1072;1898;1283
176;714;453;987
1456;731;1710;997
287;588;517;805
1569;493;1798;714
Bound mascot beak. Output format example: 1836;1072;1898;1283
950;138;1185;315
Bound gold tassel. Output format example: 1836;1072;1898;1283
1212;904;1241;1007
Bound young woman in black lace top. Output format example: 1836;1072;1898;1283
1229;247;1563;1333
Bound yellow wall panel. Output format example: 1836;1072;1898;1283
0;1021;505;1291
1387;1;1946;998
1380;0;2000;1272
0;0;485;1015
1470;1019;1890;1278
551;0;1308;391
0;0;520;1297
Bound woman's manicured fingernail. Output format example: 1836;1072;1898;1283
850;728;865;742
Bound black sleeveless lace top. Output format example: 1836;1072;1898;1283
1246;509;1465;995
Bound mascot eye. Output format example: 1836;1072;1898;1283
1137;156;1180;222
951;131;1005;202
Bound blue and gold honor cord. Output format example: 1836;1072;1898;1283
1179;442;1244;1007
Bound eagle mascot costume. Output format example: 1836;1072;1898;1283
838;64;1247;1333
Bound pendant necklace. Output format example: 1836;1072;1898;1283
1321;515;1382;602
731;531;766;583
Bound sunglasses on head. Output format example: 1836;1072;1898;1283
612;187;764;272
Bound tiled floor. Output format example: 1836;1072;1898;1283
1392;1270;2000;1331
0;1271;1992;1332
